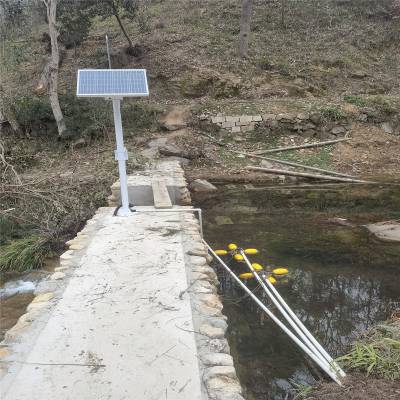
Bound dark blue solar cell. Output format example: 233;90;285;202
77;69;149;97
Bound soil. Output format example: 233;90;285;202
309;373;400;400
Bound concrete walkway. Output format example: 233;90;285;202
1;208;204;400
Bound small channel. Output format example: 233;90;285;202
193;184;400;400
0;258;59;341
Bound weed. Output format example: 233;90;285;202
291;381;313;399
344;95;367;107
320;105;347;121
0;235;54;273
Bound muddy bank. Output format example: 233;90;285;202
309;372;400;400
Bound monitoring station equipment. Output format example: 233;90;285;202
77;69;149;216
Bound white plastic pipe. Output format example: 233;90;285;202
204;241;343;385
248;254;346;378
240;251;345;379
112;99;131;216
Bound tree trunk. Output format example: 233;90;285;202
239;0;253;58
44;0;66;137
0;87;21;134
112;2;134;50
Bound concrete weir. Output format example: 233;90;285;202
0;161;244;400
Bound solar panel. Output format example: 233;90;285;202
76;69;149;97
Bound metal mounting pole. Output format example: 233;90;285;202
112;98;131;216
106;35;112;69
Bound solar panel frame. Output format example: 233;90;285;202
76;69;149;98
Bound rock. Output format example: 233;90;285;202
72;138;86;149
260;160;274;169
261;113;276;121
158;143;187;157
351;70;367;79
208;338;230;353
32;292;54;303
201;353;234;367
190;179;217;192
276;113;295;122
309;112;321;124
327;217;354;227
215;216;233;226
297;112;310;120
358;113;368;122
200;325;225;338
200;294;223;310
164;156;190;167
204;366;238;381
305;122;316;130
301;129;316;138
365;221;400;242
190;255;208;266
51;272;65;280
381;122;394;134
331;126;346;135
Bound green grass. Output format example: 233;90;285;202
0;235;54;273
344;95;368;107
336;320;400;380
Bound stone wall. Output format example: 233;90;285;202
209;112;351;139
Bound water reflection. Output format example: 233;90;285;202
194;185;400;400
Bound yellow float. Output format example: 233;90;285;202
244;248;259;255
215;250;228;256
251;263;263;271
228;243;238;250
234;254;244;261
268;276;277;284
272;268;289;276
239;272;254;280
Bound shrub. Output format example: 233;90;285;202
13;96;55;134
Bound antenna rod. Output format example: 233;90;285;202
106;35;112;69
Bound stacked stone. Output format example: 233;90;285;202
211;115;262;133
209;112;351;139
182;213;245;400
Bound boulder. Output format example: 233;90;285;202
381;122;394;134
331;126;346;135
190;179;218;192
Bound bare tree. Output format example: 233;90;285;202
281;0;287;28
239;0;253;58
42;0;66;137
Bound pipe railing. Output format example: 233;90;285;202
204;241;343;385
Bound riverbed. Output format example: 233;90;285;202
193;184;400;400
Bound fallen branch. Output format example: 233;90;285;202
231;150;357;178
246;166;375;184
253;138;351;155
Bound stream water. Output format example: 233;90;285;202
193;184;400;400
0;258;58;341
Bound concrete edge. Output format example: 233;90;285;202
0;207;111;377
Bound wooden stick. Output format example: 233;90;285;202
253;138;351;155
246;166;375;184
231;150;357;178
